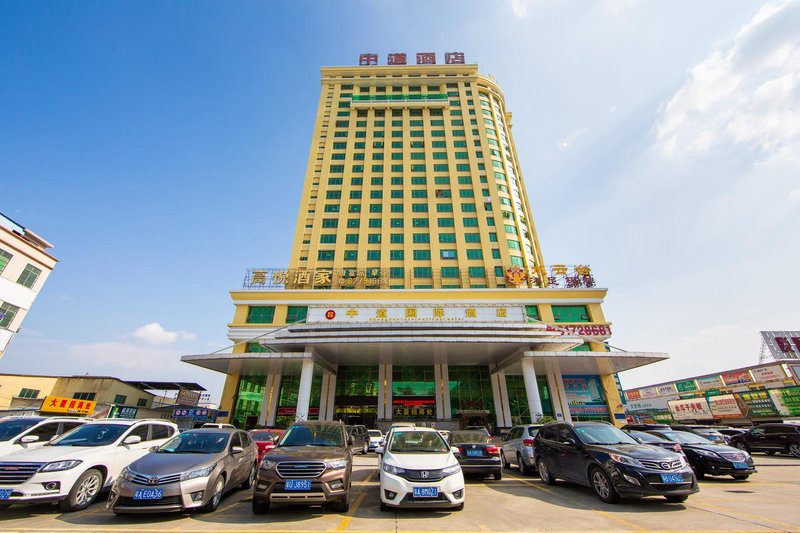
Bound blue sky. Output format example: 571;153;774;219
2;0;798;399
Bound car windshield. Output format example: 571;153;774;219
657;431;713;445
574;425;638;445
50;424;127;447
158;432;229;453
280;425;344;447
450;431;489;444
630;431;667;443
368;430;382;437
250;431;279;442
0;419;41;441
693;428;722;436
528;427;540;437
388;430;449;453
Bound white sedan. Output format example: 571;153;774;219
377;427;464;511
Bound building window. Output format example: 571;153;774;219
367;250;381;261
344;251;357;261
390;218;403;227
320;234;337;244
18;388;40;399
246;342;269;353
413;267;432;278
440;250;457;260
346;234;359;244
439;233;456;243
368;234;381;244
113;394;127;404
390;250;404;260
16;264;42;289
73;392;97;401
390;267;404;278
390;233;404;243
0;249;12;274
466;249;483;259
317;250;335;261
464;233;480;243
412;218;429;228
287;306;309;322
413;250;431;260
322;218;338;228
468;266;486;277
412;233;430;244
0;302;20;329
552;305;591;323
137;398;148;407
462;217;479;227
437;218;454;227
441;267;459;278
369;218;382;228
247;306;275;324
437;203;453;212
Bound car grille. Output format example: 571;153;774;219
277;461;325;478
397;469;445;482
0;463;44;485
116;496;182;507
129;472;182;486
639;459;683;471
401;492;450;503
652;483;693;492
718;452;748;462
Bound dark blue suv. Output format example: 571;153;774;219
534;422;698;504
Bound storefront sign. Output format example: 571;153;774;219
675;380;698;393
176;388;201;407
392;397;435;418
358;51;466;66
40;395;96;415
308;304;524;323
750;365;787;383
639;387;658;399
544;324;612;337
627;395;679;412
563;375;609;417
696;376;724;390
722;371;752;386
708;395;744;419
734;391;779;418
625;389;641;401
668;398;713;420
657;384;676;396
768;386;800;416
761;331;800;360
276;407;319;417
108;405;139;419
790;365;800;384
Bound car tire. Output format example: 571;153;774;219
517;453;534;476
537;458;555;485
241;464;256;489
362;441;369;455
665;495;688;503
734;442;749;452
590;467;620;504
380;501;392;512
501;452;510;470
695;469;706;480
732;474;750;480
788;443;800;457
252;497;270;514
202;476;225;513
332;487;351;513
493;471;502;481
59;468;104;512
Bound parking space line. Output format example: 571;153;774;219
335;491;367;531
693;501;799;530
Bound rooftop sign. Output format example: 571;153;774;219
358;51;466;66
761;331;800;360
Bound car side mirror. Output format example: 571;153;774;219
122;435;142;445
231;446;244;455
375;446;384;455
149;445;160;453
565;438;578;447
20;435;40;444
450;446;461;455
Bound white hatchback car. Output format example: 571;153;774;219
0;417;87;458
0;419;177;511
377;427;465;511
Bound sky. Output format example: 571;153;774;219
1;0;799;400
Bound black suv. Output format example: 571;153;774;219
647;429;756;480
729;424;800;457
346;425;369;455
534;422;697;504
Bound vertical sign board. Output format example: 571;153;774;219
734;391;779;418
562;375;609;417
708;395;744;419
668;398;713;420
768;386;800;416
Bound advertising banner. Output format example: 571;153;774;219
657;384;676;396
675;380;698;393
750;365;787;383
627;395;679;412
790;365;800;384
768;386;800;416
696;376;724;390
176;388;201;407
668;398;713;420
307;304;524;323
721;370;752;386
625;389;642;401
708;395;744;419
563;375;609;416
761;331;800;360
108;405;139;419
40;395;96;415
639;387;658;399
734;391;779;418
392;397;435;418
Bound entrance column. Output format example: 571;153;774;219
434;364;451;420
546;371;572;423
318;367;337;421
440;364;451;420
259;373;282;427
521;355;544;422
378;363;393;421
295;358;315;421
490;369;513;429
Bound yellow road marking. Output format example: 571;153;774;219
695;501;800;530
335;491;367;531
0;529;779;533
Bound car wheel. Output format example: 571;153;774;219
665;495;688;503
788;443;800;457
501;452;510;469
734;442;749;452
252;497;270;514
332;487;351;512
59;468;103;512
590;467;620;504
537;458;555;485
493;471;502;481
517;453;533;476
202;477;225;513
732;474;750;480
240;464;256;489
362;441;369;455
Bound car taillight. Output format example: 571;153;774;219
523;439;535;447
485;445;500;455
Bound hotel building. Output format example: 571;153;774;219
183;56;667;431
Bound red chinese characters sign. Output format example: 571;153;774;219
357;52;466;66
41;395;96;415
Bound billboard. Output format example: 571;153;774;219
708;394;744;419
696;376;724;390
675;380;698;393
750;365;787;383
176;388;201;407
768;386;800;417
734;390;779;418
761;331;800;360
563;375;609;417
668;398;713;420
790;364;800;384
721;370;752;386
40;396;96;415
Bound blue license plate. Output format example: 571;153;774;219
133;489;163;500
660;474;684;483
412;487;438;498
0;489;11;500
732;461;748;469
285;479;311;491
466;449;483;457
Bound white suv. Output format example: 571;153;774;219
0;417;87;458
0;419;177;511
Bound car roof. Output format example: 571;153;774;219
391;427;440;433
290;420;344;426
182;428;237;433
84;418;175;426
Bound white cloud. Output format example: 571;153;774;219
69;342;178;371
509;0;533;18
133;322;196;344
655;1;800;162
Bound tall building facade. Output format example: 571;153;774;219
183;59;666;431
0;212;57;358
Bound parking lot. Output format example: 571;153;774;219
1;454;799;533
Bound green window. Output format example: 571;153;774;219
354;142;365;149
508;240;521;250
432;152;447;159
413;250;431;260
414;267;432;278
348;204;360;213
410;152;425;160
411;177;427;185
331;153;345;160
463;217;478;227
488;232;498;242
352;165;364;172
390;267;405;278
286;306;308;322
324;204;340;213
440;250;457;260
411;189;427;198
391;164;403;171
390;218;403;227
372;153;384;160
552;305;591;323
317;250;335;261
391;152;403;160
486;216;495;226
410;141;424;148
412;204;428;212
329;165;344;173
369;204;382;213
391;190;403;198
344;251;358;260
432;140;446;148
494;266;504;277
504;224;518;235
468;266;485;277
368;234;381;243
349;190;362;199
437;217;454;227
439;233;456;243
368;218;382;228
434;176;450;185
459;189;474;198
367;250;381;261
352;153;365;160
345;234;359;244
461;203;476;212
391;177;403;185
328;178;343;185
246;306;275;324
370;190;382;199
464;233;480;243
0;302;20;329
525;306;540;321
334;132;347;138
437;203;453;212
411;164;426;172
454;140;467;147
372;165;384;172
412;218;429;227
456;163;470;171
332;142;346;149
410;130;423;137
457;176;472;184
466;249;483;259
391;204;403;212
433;164;449;172
454;152;468;159
413;233;430;243
347;218;360;228
351;177;363;185
491;249;501;259
371;177;383;185
510;256;524;266
390;233;404;243
390;250;404;260
441;267;459;278
320;234;336;244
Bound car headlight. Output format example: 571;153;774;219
677;455;688;468
382;463;405;475
39;460;83;472
608;454;644;468
325;459;348;470
260;458;277;470
694;449;720;458
180;463;216;481
119;466;136;481
442;464;461;476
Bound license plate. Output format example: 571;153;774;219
285;479;311;491
133;489;163;500
0;489;11;500
732;461;748;469
412;487;439;498
466;449;483;457
660;474;684;483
